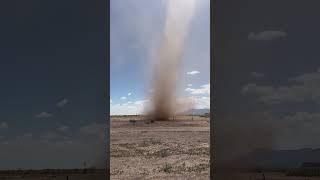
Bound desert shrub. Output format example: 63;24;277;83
162;163;172;173
187;163;209;173
187;147;209;156
129;119;136;123
159;149;170;157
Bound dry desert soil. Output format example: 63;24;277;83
110;115;210;180
0;170;106;180
214;171;320;180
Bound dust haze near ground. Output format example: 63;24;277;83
214;113;277;167
213;113;279;179
150;0;196;121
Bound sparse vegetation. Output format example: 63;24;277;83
129;119;136;123
161;163;173;173
187;163;209;173
187;147;210;156
159;149;170;157
110;115;210;179
111;168;124;175
140;138;161;147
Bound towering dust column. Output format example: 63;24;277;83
151;0;196;120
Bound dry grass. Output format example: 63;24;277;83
110;115;210;180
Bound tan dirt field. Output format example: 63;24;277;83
110;115;210;180
0;173;105;180
214;171;320;180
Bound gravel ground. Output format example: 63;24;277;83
110;116;210;180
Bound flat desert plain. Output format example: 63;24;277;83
0;170;106;180
214;171;320;180
110;115;210;180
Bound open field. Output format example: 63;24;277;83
110;115;210;180
0;169;106;180
214;170;320;180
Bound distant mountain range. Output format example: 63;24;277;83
230;148;320;169
182;108;210;115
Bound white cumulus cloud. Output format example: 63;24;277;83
187;71;200;75
177;96;210;111
242;68;320;105
35;112;53;118
185;83;210;95
56;99;68;108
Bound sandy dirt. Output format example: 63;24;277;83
0;173;105;180
110;115;210;180
214;171;320;180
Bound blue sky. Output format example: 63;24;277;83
0;0;107;169
213;0;320;150
110;0;210;115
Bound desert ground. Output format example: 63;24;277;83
110;115;210;180
0;169;106;180
214;170;320;180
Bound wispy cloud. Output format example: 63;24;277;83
188;84;192;87
187;70;200;75
57;126;69;132
111;99;149;115
56;99;68;108
251;72;265;78
128;92;132;96
248;30;287;41
35;112;53;118
120;97;127;100
0;122;8;129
